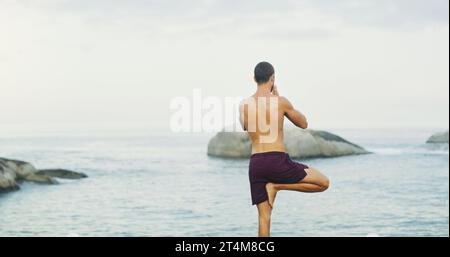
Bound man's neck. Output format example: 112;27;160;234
255;83;272;95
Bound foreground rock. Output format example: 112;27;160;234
207;129;370;158
426;131;449;144
36;169;88;179
0;157;87;193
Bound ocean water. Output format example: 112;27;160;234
0;128;448;237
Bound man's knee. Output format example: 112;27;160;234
320;177;330;192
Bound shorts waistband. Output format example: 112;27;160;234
250;151;287;158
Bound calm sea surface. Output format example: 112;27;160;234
0;128;448;236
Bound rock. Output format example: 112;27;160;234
36;169;88;179
0;157;86;193
426;131;449;144
207;132;252;158
207;129;370;158
24;173;58;184
0;163;19;192
285;130;370;158
0;158;37;179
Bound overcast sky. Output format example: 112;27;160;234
0;0;448;134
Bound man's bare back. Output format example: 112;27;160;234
239;85;308;154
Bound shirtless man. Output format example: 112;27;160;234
239;61;330;237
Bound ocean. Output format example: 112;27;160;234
0;128;448;237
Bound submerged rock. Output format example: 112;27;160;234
0;157;86;193
426;131;449;144
36;169;88;179
207;129;370;158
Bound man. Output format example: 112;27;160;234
239;61;330;237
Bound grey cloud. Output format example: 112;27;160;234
8;0;449;41
24;0;449;24
309;0;449;27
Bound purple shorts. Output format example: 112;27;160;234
249;151;309;205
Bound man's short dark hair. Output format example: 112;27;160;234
254;61;274;84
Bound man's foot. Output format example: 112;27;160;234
265;183;278;209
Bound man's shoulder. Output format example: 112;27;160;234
240;96;254;105
276;96;290;106
240;95;289;105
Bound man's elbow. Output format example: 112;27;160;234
298;119;308;129
299;121;308;129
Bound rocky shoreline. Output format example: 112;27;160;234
0;157;87;193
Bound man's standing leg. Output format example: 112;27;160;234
257;201;272;237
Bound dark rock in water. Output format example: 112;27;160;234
1;157;86;193
207;129;370;158
37;169;88;179
0;184;20;194
426;131;449;144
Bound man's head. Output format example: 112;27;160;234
254;61;275;85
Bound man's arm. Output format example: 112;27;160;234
280;96;308;129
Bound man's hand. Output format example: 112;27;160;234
272;85;279;96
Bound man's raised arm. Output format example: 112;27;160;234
280;96;308;129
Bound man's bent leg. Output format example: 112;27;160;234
257;201;272;237
298;167;329;191
266;167;330;207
